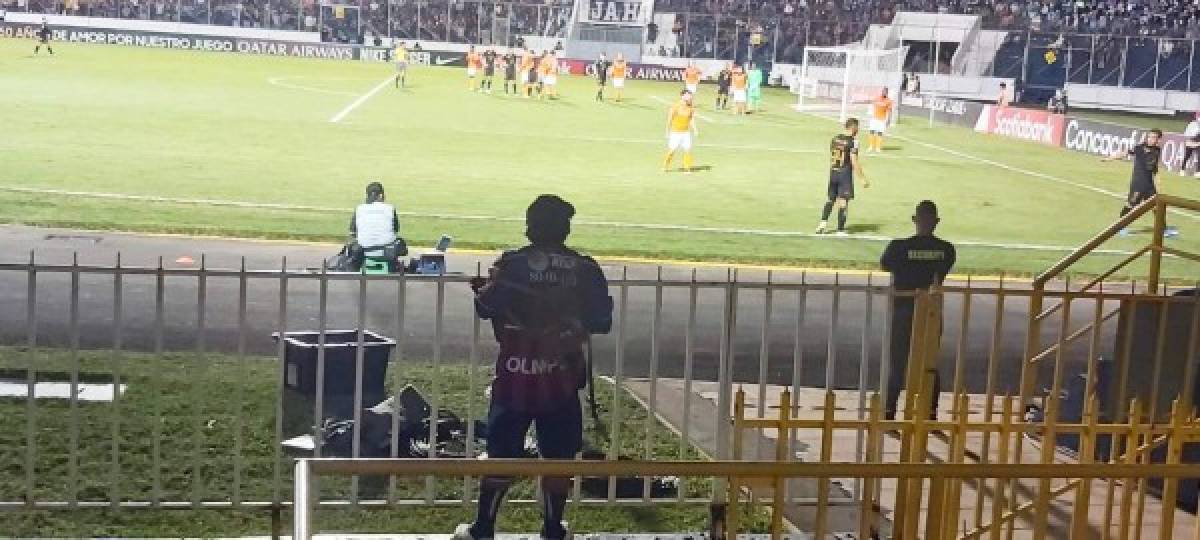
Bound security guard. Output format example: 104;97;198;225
880;200;956;420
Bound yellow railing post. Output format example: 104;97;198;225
1033;394;1061;540
903;290;931;423
942;393;970;540
1147;199;1167;293
990;395;1014;540
1119;399;1143;540
770;389;790;540
926;472;949;540
1071;394;1099;539
727;388;745;538
905;374;936;540
893;290;930;540
858;393;883;540
813;390;835;540
1021;285;1046;408
1159;399;1185;540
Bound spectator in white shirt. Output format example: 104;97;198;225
1182;113;1200;177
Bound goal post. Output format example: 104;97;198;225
795;45;907;123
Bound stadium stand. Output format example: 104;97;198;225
11;0;1200;95
11;0;1200;41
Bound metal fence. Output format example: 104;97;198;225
0;251;1196;527
294;284;1200;538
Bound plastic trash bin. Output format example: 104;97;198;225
273;329;396;439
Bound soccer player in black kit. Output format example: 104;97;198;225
34;18;53;56
502;50;518;95
1104;128;1179;238
880;200;956;420
481;49;498;94
816;118;870;235
715;64;732;110
593;52;611;102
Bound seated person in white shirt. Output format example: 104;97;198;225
1184;114;1200;178
347;181;406;271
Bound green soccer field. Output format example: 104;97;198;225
2;39;1198;279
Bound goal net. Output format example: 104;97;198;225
793;46;907;123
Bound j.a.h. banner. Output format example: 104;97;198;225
578;0;655;25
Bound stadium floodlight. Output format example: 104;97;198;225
794;45;907;123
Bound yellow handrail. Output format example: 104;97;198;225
300;458;1200;482
1034;196;1158;288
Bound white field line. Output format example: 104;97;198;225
892;132;1199;222
790;107;1200;222
275;80;948;162
329;75;394;123
0;185;1145;255
425;125;952;162
267;76;358;97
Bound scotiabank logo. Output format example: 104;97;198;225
1063;119;1140;156
983;107;1066;146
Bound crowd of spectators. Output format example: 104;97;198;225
8;0;307;28
656;1;1200;39
3;0;572;45
11;0;1200;47
652;1;1200;62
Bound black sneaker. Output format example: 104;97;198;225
540;520;571;540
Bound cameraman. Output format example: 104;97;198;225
456;195;613;540
346;182;404;272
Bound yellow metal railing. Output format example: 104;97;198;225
729;388;1200;540
1034;194;1200;292
1024;194;1200;405
294;455;1200;540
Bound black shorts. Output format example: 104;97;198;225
1128;186;1156;207
598;76;608;86
485;394;583;459
717;86;730;95
484;68;495;77
828;171;854;200
505;71;516;81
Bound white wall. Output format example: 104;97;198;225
917;73;1014;102
1066;83;1200;115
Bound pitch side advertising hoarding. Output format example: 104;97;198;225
898;92;986;129
974;105;1067;147
1;21;400;62
558;58;685;81
1061;116;1190;172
